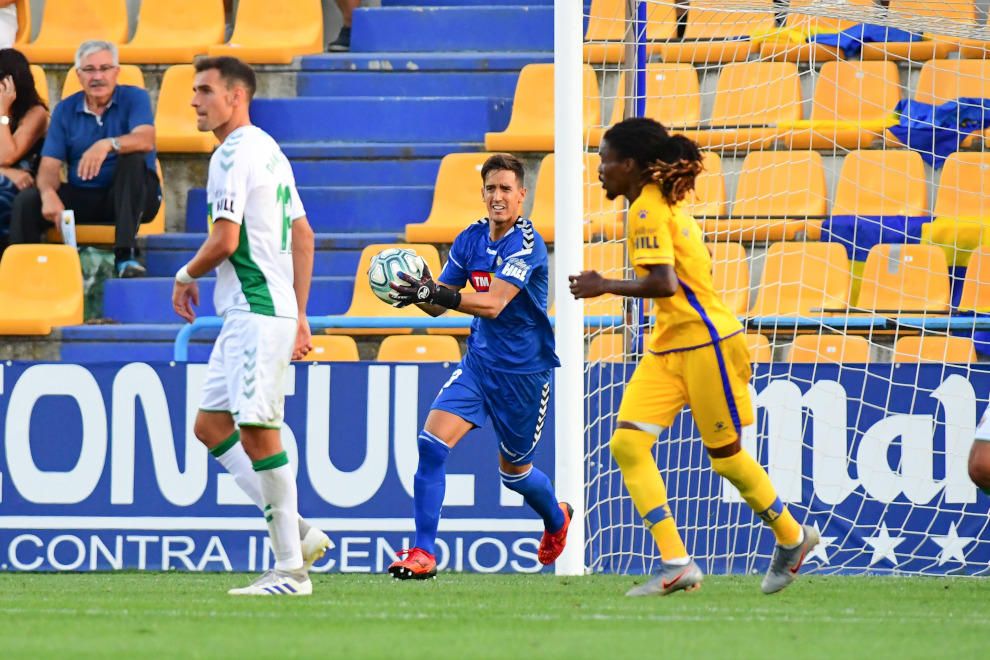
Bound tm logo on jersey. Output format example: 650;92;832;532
500;258;530;283
634;235;659;250
470;271;493;292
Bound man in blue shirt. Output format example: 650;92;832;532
386;153;572;580
9;40;160;277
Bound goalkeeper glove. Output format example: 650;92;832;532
390;269;462;310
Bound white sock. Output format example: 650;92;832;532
663;556;691;566
214;440;265;509
256;456;303;572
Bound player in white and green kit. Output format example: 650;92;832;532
172;56;324;596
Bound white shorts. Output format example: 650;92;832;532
199;311;296;428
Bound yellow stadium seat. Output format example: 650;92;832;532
0;245;83;334
528;153;623;242
47;160;167;245
856;244;950;313
587;332;627;363
703;151;825;242
61;64;144;99
789;335;871;363
297;335;360;362
861;0;972;62
685;151;725;220
332;243;446;336
582;241;625;320
484;64;601;152
893;336;978;363
155;65;219;153
783;61;901;150
20;0;128;64
760;0;875;62
750;242;850;317
14;0;30;46
661;0;775;64
746;333;773;363
596;65;701;145
30;65;48;107
377;335;462;363
832;150;928;216
957;247;990;312
405;152;493;243
677;62;802;151
923;152;990;267
709;241;749;315
915;59;990;104
583;0;677;63
119;0;225;63
207;0;323;64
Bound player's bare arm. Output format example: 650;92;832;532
171;219;239;323
291;216;315;359
569;263;677;300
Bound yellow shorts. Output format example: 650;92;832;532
617;332;754;449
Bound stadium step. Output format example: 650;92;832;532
102;277;354;324
297;71;521;99
144;232;403;252
381;0;553;6
290;159;441;187
299;52;552;72
351;6;553;53
144;244;362;278
184;186;434;233
278;142;481;160
59;323;218;363
251;97;511;144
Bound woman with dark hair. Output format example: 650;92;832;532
0;47;48;249
570;117;818;597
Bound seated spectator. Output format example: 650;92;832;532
0;48;48;252
9;40;160;277
0;1;15;49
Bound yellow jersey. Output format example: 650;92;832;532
627;184;743;354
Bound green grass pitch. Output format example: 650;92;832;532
0;573;985;659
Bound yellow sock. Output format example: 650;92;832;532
710;448;802;547
611;428;688;561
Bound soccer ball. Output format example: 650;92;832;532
367;248;426;306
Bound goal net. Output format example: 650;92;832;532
578;0;990;576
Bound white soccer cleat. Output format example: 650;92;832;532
228;569;312;596
301;527;331;571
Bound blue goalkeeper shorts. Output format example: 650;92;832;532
431;350;552;465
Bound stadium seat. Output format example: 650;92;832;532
30;65;48;106
832;150;928;217
914;59;990;104
750;242;850;317
789;335;871;363
207;0;323;64
155;65;219;153
923;152;990;268
598;65;702;145
297;335;359;362
0;245;83;334
119;0;225;63
484;64;601;152
404;152;493;243
582;242;625;320
14;0;29;47
760;0;876;62
745;333;773;363
332;243;446;336
861;0;973;62
709;241;750;315
685;151;725;220
46;160;167;245
660;0;775;64
704;151;826;242
583;0;677;64
957;247;990;313
677;62;802;151
855;244;950;313
20;0;128;64
782;61;901;150
587;332;626;363
377;335;462;362
528;153;623;241
892;336;978;363
61;64;144;98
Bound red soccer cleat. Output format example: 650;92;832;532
538;502;574;565
388;547;437;580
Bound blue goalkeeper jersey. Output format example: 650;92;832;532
438;217;560;374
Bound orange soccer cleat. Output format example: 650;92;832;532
538;502;574;565
388;547;438;580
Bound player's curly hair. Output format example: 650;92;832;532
602;117;704;207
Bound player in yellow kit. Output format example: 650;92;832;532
569;117;819;596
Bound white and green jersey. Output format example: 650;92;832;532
207;125;305;319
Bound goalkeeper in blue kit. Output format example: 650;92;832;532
387;153;572;579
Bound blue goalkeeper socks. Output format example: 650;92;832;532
413;430;450;555
501;466;566;532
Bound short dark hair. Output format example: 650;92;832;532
603;117;704;206
481;153;525;187
194;56;257;100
